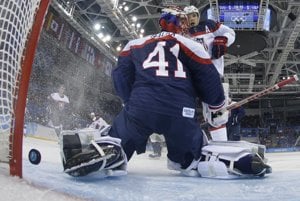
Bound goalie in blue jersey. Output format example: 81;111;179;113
59;7;271;178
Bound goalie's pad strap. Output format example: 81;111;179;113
64;151;112;174
94;136;128;170
95;135;122;145
91;140;107;171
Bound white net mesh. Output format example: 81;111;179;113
0;0;41;162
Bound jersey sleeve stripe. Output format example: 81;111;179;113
179;43;212;64
208;101;225;110
208;124;226;131
130;35;175;49
120;34;176;54
119;50;130;56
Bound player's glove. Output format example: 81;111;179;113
212;36;228;59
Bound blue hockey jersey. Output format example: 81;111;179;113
113;31;225;118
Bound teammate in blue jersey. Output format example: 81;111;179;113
184;5;236;141
59;7;271;178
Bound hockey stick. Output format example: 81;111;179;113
201;75;299;127
224;74;299;111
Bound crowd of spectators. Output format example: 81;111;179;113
239;114;300;148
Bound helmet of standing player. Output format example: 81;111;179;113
159;7;189;34
184;5;200;27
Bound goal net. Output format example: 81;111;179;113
0;0;50;177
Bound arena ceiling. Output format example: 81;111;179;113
52;0;300;100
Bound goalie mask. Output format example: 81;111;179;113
159;7;189;35
184;5;200;27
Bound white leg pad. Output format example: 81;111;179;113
198;141;267;178
197;156;229;178
209;126;228;141
208;140;266;160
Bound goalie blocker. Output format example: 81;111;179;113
59;128;127;177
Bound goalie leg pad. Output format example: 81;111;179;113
208;140;267;160
198;141;272;178
61;132;127;177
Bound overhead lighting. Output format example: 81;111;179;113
140;29;145;33
93;23;101;31
136;23;141;28
124;6;129;11
97;32;104;38
132;16;137;22
106;35;111;41
116;46;122;51
102;35;111;42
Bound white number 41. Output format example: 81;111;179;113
142;41;186;78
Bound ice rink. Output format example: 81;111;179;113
13;136;300;201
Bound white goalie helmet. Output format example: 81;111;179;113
184;5;200;16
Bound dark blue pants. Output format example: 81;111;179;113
108;106;203;168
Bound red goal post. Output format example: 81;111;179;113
0;0;50;177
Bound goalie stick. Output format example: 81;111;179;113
201;74;299;126
225;74;299;111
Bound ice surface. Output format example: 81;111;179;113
1;136;300;201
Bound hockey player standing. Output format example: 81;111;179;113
47;84;70;135
148;133;165;158
184;5;236;141
59;7;271;178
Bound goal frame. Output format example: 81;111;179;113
8;0;51;177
